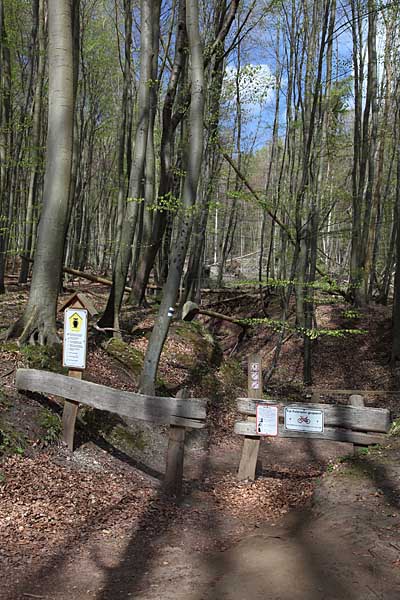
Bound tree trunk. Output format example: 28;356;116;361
6;0;75;344
99;0;160;330
0;0;12;294
139;0;204;395
19;0;46;284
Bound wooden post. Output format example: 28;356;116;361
349;394;365;454
349;394;365;408
164;389;187;496
59;292;96;451
238;353;263;480
62;369;81;450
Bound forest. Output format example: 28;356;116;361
1;0;400;387
2;1;400;598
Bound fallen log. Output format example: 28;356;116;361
182;301;246;327
19;256;257;296
19;256;154;293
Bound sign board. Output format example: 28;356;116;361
250;361;261;390
256;404;278;436
63;308;88;370
284;406;324;433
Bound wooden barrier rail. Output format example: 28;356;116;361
16;368;207;495
235;395;391;480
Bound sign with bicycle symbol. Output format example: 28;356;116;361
284;406;324;433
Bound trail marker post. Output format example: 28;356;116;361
237;353;263;480
59;292;97;450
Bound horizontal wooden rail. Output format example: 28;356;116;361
310;388;400;396
16;369;206;429
236;398;391;433
234;421;387;446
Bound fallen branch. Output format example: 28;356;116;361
20;256;137;293
1;367;15;378
206;289;272;308
182;301;247;327
265;334;293;357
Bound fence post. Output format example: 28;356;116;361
164;389;188;496
237;353;263;480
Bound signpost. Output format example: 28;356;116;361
59;292;97;450
238;353;263;480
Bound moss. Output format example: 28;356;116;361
155;377;176;397
0;420;26;456
103;339;144;376
0;390;11;409
80;406;148;454
110;424;148;452
198;358;245;410
80;406;121;437
173;322;218;363
168;321;222;382
21;344;68;374
219;358;245;389
0;341;20;353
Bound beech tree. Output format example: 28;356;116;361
7;0;77;344
139;0;205;394
0;0;12;294
98;0;160;332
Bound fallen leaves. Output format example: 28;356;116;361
0;451;156;576
208;469;317;522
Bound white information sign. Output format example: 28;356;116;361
284;406;324;433
256;404;278;436
63;308;88;370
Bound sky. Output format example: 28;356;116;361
220;1;388;151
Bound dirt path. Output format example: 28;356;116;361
2;438;400;600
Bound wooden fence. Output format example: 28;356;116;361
16;368;207;495
235;395;391;480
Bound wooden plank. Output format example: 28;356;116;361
310;388;400;396
164;390;187;497
16;369;206;428
234;421;387;446
237;354;262;480
236;398;391;433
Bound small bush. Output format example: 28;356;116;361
341;309;361;320
38;409;62;445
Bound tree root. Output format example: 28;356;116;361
5;306;60;346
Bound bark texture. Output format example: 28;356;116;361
7;0;75;344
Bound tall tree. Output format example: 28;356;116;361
98;0;161;332
0;0;12;294
139;0;205;394
7;0;77;344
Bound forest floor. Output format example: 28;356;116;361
1;277;400;599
